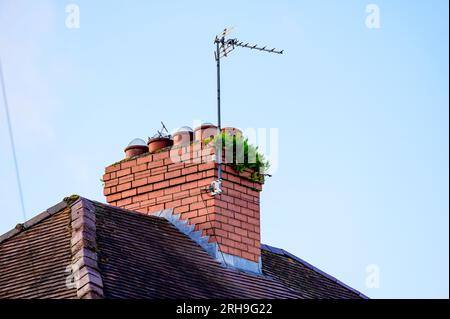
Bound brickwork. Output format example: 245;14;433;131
103;142;263;263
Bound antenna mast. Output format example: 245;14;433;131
210;28;284;195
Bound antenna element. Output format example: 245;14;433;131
210;28;284;195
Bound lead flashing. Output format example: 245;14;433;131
152;208;262;275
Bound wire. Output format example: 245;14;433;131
0;56;44;297
0;57;27;221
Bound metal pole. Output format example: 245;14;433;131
211;28;283;196
216;41;223;191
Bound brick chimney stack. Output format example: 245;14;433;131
103;138;263;273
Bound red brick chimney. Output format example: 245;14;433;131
103;140;263;273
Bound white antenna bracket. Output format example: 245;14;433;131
209;179;223;196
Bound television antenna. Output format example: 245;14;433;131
210;27;284;195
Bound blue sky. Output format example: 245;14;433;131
0;0;448;298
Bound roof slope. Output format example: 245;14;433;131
261;245;366;299
0;204;76;299
0;197;367;299
94;202;300;298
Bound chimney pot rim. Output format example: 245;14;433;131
147;136;173;143
125;138;147;149
124;144;148;152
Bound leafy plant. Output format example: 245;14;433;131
63;194;80;205
204;132;270;183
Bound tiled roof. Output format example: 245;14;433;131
0;197;367;299
0;203;77;299
261;245;368;299
94;202;300;298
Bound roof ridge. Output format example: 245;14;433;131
0;199;69;244
0;195;165;244
69;197;104;299
261;244;369;299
